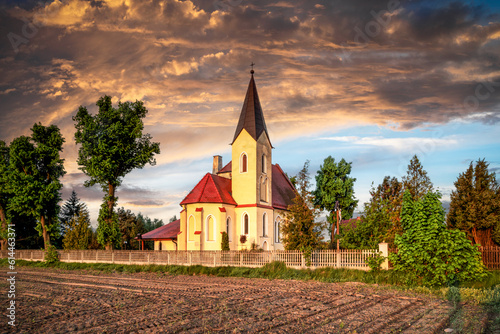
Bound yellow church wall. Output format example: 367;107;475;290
256;132;273;206
154;240;177;251
232;129;258;205
179;203;236;251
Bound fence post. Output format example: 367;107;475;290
336;249;340;268
240;252;243;266
112;252;114;264
81;251;84;263
301;252;305;268
379;242;389;270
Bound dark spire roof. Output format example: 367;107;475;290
232;73;270;144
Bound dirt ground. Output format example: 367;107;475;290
0;266;491;333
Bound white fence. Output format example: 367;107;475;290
0;248;381;270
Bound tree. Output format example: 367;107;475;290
59;190;87;236
63;209;92;250
447;159;500;246
73;96;160;249
402;155;433;201
0;140;11;250
8;123;66;249
282;161;323;251
389;191;486;287
221;231;230;251
313;156;358;244
117;207;146;250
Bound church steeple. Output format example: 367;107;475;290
232;71;270;145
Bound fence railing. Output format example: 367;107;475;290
0;249;380;270
479;246;500;270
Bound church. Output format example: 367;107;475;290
142;70;296;251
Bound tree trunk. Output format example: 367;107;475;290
0;206;7;250
40;215;51;249
471;227;494;247
105;182;116;251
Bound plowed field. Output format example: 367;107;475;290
0;267;489;333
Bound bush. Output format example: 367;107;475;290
390;191;487;287
366;252;385;272
44;245;60;264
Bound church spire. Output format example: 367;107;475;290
232;69;270;144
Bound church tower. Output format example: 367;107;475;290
231;70;274;248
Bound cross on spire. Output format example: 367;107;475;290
250;62;255;74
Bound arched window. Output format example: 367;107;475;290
262;154;266;174
206;215;215;241
243;213;249;235
275;217;281;243
260;177;268;202
226;217;232;242
188;216;195;241
240;153;248;173
262;213;267;237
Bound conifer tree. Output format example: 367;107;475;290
59;190;87;236
447;159;500;246
402;155;433;200
63;209;92;250
282;161;323;251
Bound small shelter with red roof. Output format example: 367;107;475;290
169;70;296;251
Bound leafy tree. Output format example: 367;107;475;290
117;207;147;250
282;161;323;252
63;209;92;250
313;156;358;244
73;96;160;249
389;191;486;287
59;190;87;235
8;123;66;249
0;140;11;250
447;159;500;246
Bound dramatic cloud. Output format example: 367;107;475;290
1;0;499;221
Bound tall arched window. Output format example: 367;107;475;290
240;153;248;173
243;213;249;235
275;217;281;243
262;154;266;174
188;216;195;241
206;215;215;241
262;213;267;237
226;217;232;242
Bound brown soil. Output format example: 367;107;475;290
0;266;489;333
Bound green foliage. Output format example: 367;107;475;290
313;156;358;241
7;123;66;249
117;207;147;250
447;159;500;246
283;161;323;251
366;252;385;272
63;209;92;250
390;191;487;287
59;190;87;235
221;231;230;251
0;140;11;249
44;245;59;264
73;96;160;249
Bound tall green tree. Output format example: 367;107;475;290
447;159;500;246
313;156;358;243
8;123;66;249
117;207;146;250
0;141;11;250
73;96;160;249
282;161;323;251
390;191;486;287
63;208;92;250
59;190;87;236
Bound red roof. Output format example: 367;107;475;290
272;164;297;210
180;173;237;205
218;161;232;174
140;220;180;240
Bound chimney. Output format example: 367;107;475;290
212;155;223;174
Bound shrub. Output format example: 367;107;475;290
366;252;385;272
44;245;60;264
389;191;487;287
221;232;230;251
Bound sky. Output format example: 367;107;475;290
0;0;499;227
